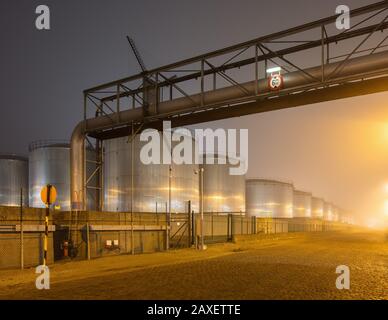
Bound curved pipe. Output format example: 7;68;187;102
71;50;388;209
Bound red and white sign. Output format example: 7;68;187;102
268;74;283;90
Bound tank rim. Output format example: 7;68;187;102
0;154;28;162
293;189;312;196
29;140;70;152
246;178;294;187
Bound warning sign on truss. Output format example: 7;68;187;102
268;74;284;90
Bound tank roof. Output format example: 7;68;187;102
246;178;294;187
29;140;70;152
0;154;28;162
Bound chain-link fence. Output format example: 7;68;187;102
0;206;54;269
0;206;348;269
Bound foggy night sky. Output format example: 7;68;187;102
1;0;388;224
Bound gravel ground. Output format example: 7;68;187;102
0;230;387;300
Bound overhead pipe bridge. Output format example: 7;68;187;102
72;1;388;210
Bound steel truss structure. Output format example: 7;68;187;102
80;1;388;210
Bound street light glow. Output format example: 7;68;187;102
266;66;282;73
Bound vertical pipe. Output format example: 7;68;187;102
187;201;191;248
101;141;104;210
167;166;172;250
200;167;204;249
20;188;24;270
83;143;87;211
255;44;259;95
321;25;325;82
211;212;214;240
155;73;159;114
200;59;205;107
131;122;134;255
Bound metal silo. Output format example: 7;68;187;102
332;205;339;222
201;154;246;214
246;179;293;218
29;141;71;210
0;155;28;206
103;132;199;213
311;196;324;218
293;190;312;218
29;141;96;211
323;201;334;221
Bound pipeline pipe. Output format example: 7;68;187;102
71;50;388;209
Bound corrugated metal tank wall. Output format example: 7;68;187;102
332;206;339;222
103;133;199;213
0;155;28;206
293;190;312;218
311;197;324;218
246;179;293;218
201;154;246;214
323;202;334;221
29;141;96;210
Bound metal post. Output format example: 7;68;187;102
165;202;169;249
116;83;120;122
131;121;134;255
321;25;325;82
43;187;51;266
211;212;214;240
255;44;259;95
200;59;205;107
187;201;191;247
191;210;195;246
167;166;172;250
20;188;24;270
86;222;91;260
200;167;204;249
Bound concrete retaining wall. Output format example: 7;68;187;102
0;206;54;269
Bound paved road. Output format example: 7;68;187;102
0;230;387;299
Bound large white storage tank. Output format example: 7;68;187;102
29;141;96;211
103;133;199;213
246;179;293;218
293;190;312;218
0;155;28;206
311;196;324;218
201;154;246;214
323;201;334;221
332;205;340;222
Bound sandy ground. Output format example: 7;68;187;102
0;230;387;300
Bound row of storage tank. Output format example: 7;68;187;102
0;136;351;223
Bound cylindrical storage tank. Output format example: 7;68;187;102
103;132;199;213
29;141;71;210
201;154;245;214
0;155;28;206
246;179;293;218
293;190;312;218
332;206;339;222
29;141;96;211
311;197;324;218
323;202;334;221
